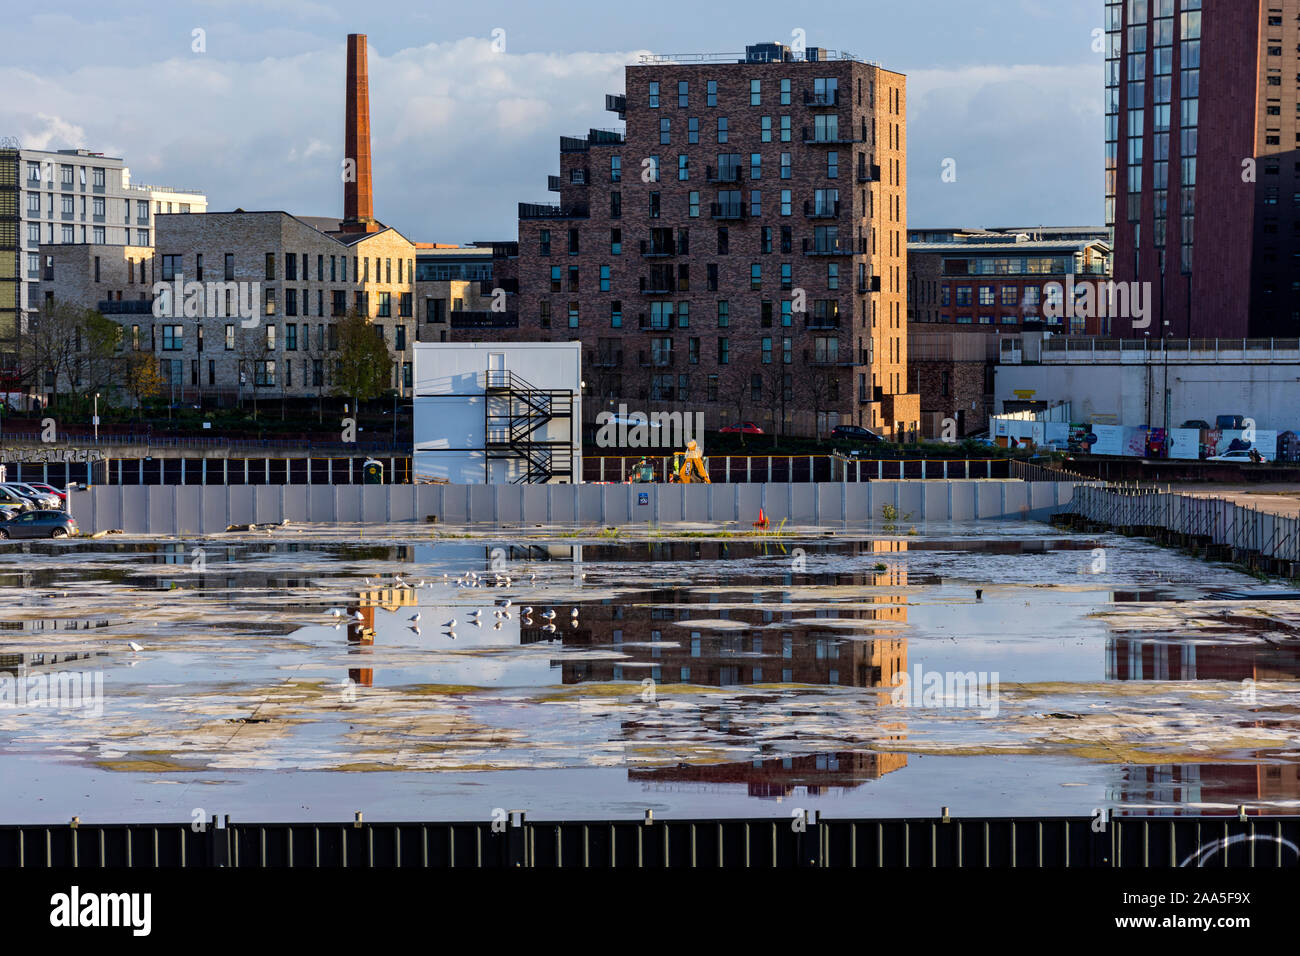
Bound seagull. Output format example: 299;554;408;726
570;608;579;618
501;599;512;609
352;611;365;621
416;580;425;588
410;612;421;623
329;609;342;617
127;641;143;652
522;606;533;616
493;621;503;631
542;609;556;620
364;578;372;586
470;608;482;617
443;619;458;628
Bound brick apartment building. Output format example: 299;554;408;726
905;226;1110;437
1107;0;1300;337
456;42;919;440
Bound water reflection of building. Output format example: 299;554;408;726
534;542;912;794
1116;763;1300;817
629;751;908;798
546;541;909;690
1106;637;1300;681
344;585;420;688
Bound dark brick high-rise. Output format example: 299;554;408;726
463;42;919;439
1107;0;1300;337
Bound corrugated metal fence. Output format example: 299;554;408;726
1069;485;1300;564
2;816;1295;867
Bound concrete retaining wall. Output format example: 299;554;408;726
67;480;1081;535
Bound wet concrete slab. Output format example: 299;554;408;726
0;522;1296;822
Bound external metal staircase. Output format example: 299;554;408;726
484;369;576;483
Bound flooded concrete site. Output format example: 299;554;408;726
2;522;1297;825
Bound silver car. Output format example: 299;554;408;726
0;484;59;510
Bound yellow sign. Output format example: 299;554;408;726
1013;389;1036;399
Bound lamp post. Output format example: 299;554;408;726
93;393;99;442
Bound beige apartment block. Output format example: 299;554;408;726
37;210;440;403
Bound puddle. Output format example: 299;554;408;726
0;525;1296;822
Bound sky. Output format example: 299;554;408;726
1;0;1105;244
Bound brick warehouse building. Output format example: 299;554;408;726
457;42;919;441
1107;0;1300;337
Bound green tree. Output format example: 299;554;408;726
332;310;392;409
123;351;163;418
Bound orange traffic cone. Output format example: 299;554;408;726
753;507;769;529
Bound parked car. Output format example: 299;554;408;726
830;424;884;443
719;422;764;435
22;482;65;503
0;486;35;513
0;510;78;539
1207;448;1265;463
1180;419;1211;430
2;483;61;509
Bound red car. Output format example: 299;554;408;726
720;422;764;435
24;482;67;503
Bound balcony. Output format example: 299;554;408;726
547;175;562;192
802;237;856;256
804;199;840;219
477;278;517;295
802;126;863;145
706;165;742;183
518;202;589;220
591;350;624;367
605;93;627;119
639;276;674;294
803;349;851;366
449;311;519;329
804;313;841;329
803;89;839;107
98;299;153;315
709;201;745;220
857;275;882;293
856;162;881;183
639;239;676;257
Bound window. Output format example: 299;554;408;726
265;253;275;280
688;117;699;144
568;302;579;328
611;228;622;254
717;301;729;327
780;116;791;141
286;288;298;316
660;117;671;144
780;78;791;106
689;191;700;217
717;227;729;255
600;264;611;292
161;254;182;280
750;190;762;216
750;79;761;105
610;156;621;182
717;117;728;143
781;190;792;216
750;263;761;290
568;227;579;254
540;301;551;327
780;152;791;179
717;337;729;364
550;266;562;292
540;229;551;255
568;266;579;291
750;153;762;180
255;360;275;386
678;80;689;107
162;325;183;350
286;324;298;351
707;263;718;291
266;324;276;350
378;291;391;317
225;325;235;350
827;151;838;178
707;80;717;107
610;301;622;328
678;154;689;180
648;81;659;107
761;116;772;142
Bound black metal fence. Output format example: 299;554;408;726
3;815;1295;868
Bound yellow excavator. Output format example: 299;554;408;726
669;440;711;483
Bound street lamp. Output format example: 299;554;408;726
93;393;100;442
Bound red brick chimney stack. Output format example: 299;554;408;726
341;33;379;233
